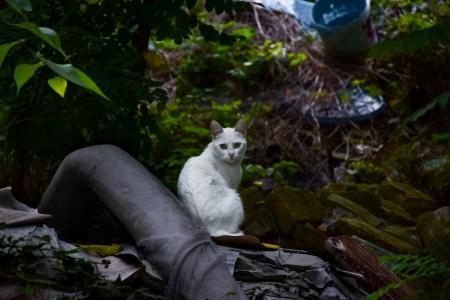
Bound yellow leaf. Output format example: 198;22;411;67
48;76;67;97
142;50;167;71
79;244;123;256
262;242;280;249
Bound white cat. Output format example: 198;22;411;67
177;120;247;236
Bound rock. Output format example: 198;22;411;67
320;286;347;300
244;208;277;238
265;187;326;236
380;199;415;225
282;253;327;271
416;207;450;263
335;217;419;254
335;191;384;217
294;223;328;256
323;193;383;227
320;183;349;193
320;182;378;193
382;226;422;249
419;155;450;192
240;186;266;217
303;267;332;289
378;181;437;217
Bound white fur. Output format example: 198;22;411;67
178;126;247;236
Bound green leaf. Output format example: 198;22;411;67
432;132;450;142
234;1;252;12
404;91;450;124
214;0;225;14
0;40;25;68
199;23;219;42
34;235;51;242
185;0;197;9
205;0;214;12
14;62;44;94
5;0;32;15
40;57;109;99
370;17;450;58
48;76;67;98
14;22;67;57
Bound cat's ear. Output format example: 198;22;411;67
234;119;247;136
210;120;223;138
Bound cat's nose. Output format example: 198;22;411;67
229;153;235;159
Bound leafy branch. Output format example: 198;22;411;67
0;234;138;299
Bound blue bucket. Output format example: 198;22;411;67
310;0;371;57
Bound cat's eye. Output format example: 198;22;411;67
233;143;241;149
219;144;227;150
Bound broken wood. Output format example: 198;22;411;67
325;235;415;300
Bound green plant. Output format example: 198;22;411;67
242;160;301;185
174;24;308;97
0;234;140;299
432;132;450;151
347;161;385;184
403;91;450;124
365;254;450;300
0;0;252;202
371;0;450;58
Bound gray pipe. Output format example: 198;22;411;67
38;144;247;300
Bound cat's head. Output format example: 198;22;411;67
210;120;247;164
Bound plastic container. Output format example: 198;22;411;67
309;0;371;57
261;0;373;57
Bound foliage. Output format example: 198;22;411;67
371;0;450;58
242;160;301;186
0;0;251;201
175;24;308;97
365;254;450;300
403;91;450;124
0;234;139;299
370;17;450;58
370;0;450;151
345;161;385;184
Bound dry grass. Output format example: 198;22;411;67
237;8;386;190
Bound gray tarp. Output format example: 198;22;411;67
37;144;247;300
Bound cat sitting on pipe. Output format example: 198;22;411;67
178;120;247;236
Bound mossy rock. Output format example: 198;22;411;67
382;226;421;249
320;182;378;193
265;187;326;236
380;141;421;180
335;217;419;254
243;208;278;239
380;199;415;225
338;191;384;217
419;155;450;193
294;223;328;257
378;181;437;217
320;183;349;194
322;193;383;227
319;184;383;217
416;207;450;264
240;186;266;218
